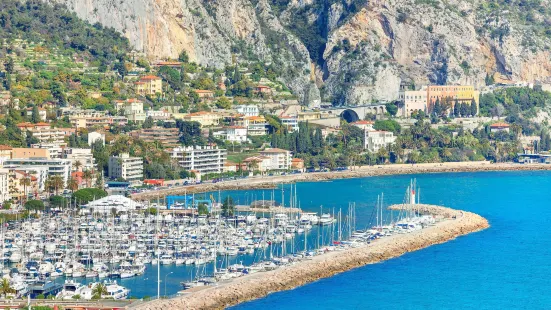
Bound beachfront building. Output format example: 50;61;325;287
235;105;259;117
258;148;292;170
281;115;299;132
170;146;227;174
8;170;38;202
88;132;105;146
135;75;163;96
62;148;95;172
364;130;396;152
108;153;144;186
0;169;9;204
243;156;271;172
3;158;72;189
130;126;180;148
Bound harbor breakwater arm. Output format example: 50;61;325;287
131;162;551;201
132;205;489;310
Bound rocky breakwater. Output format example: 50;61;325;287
133;204;489;310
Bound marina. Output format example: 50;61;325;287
0;179;445;301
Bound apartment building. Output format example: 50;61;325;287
146;110;172;121
235;105;260;117
17;123;66;145
236;116;268;136
180;111;221;127
364;130;396;153
258;148;292;170
122;100;146;123
280;115;299;132
9;170;38;202
129;127;180;148
3;158;72;189
30;143;62;158
0;169;9;204
108;153;144;186
214;126;248;143
63;148;95;172
70;115;128;129
135;75;163;96
170;146;227;174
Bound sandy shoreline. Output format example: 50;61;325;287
132;204;489;310
132;161;551;200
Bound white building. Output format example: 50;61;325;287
123;101;146;123
0;169;9;204
108;153;143;186
364;130;396;153
236;105;259;117
398;88;428;117
281;116;299;132
31;143;63;159
3;158;72;189
63;148;95;172
88;132;105;146
258;148;292;170
350;120;374;131
146;110;172;121
82;195;145;215
214;126;248;143
170;146;227;174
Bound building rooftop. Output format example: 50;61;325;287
260;148;290;153
490;122;510;128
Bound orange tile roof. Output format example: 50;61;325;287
140;75;161;81
490;122;510;128
352;120;374;125
260;148;290;153
0;145;12;150
194;90;214;93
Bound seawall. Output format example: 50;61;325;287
132;204;489;310
132;162;551;200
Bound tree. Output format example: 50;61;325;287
178;50;190;63
460;102;469;117
83;170;93;188
373;120;401;134
0;278;14;297
19;176;31;203
67;177;79;192
73;188;108;205
470;99;477;117
74;160;83;172
49;195;67;209
25;200;44;212
222;196;235;217
453;100;460;118
433;98;442;116
31;105;40;123
45;175;64;195
143;116;154;129
385;102;398;117
215;97;232;109
92;282;108;299
4;57;14;74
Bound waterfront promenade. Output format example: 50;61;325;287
131;161;551;200
132;204;489;310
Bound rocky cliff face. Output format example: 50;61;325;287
46;0;551;106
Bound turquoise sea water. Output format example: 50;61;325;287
88;171;551;308
232;171;551;309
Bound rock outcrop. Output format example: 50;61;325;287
46;0;551;105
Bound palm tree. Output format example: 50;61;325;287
92;282;108;299
67;177;79;192
83;169;93;188
0;278;14;297
74;160;83;172
45;175;64;195
19;176;31;203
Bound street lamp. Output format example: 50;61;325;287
164;272;174;297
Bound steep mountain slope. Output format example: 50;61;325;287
46;0;551;106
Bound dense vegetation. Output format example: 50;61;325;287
0;0;130;64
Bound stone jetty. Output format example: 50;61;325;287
132;204;489;310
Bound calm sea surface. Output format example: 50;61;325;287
81;171;551;309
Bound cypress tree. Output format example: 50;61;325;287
460;102;469;117
470;99;477;117
453;99;460;118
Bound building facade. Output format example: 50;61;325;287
3;158;72;189
108;153;144;186
258;148;292;170
364;130;396;153
129;127;180;148
135;75;163;96
0;169;9;204
63;148;95;172
170;146;227;174
235;105;260;117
